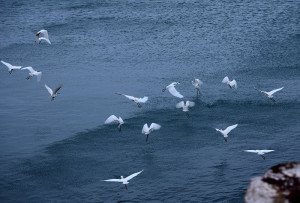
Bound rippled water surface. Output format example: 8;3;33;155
0;0;299;202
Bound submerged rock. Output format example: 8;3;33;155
245;162;300;203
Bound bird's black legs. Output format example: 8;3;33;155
162;88;166;92
261;155;266;160
146;134;149;142
186;112;190;119
197;89;199;97
137;103;142;108
229;85;232;89
26;75;32;80
51;97;54;101
9;70;13;74
270;98;276;102
125;185;128;190
118;124;122;133
224;137;227;142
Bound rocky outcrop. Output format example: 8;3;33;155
245;162;300;203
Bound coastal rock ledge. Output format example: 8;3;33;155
245;162;300;203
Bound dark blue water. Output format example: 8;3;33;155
0;0;299;202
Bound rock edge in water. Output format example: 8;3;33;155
245;162;300;203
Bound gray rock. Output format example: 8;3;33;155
245;162;300;203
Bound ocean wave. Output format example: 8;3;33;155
200;98;300;108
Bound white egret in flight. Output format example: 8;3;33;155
192;78;203;96
35;29;51;44
1;60;22;74
215;124;238;142
244;150;275;160
162;82;183;98
45;84;63;101
102;170;143;190
115;92;148;108
105;115;124;132
254;87;284;102
21;66;42;81
176;101;195;119
222;76;237;89
142;123;161;142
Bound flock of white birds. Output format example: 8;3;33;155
1;29;285;190
1;29;62;101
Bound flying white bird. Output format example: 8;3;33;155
192;79;203;96
254;87;284;102
45;84;63;101
1;60;22;74
142;123;161;142
222;76;237;89
244;150;275;160
176;101;195;119
162;82;183;98
35;29;51;44
215;124;238;142
102;170;143;190
105;115;124;132
21;66;42;81
115;92;148;108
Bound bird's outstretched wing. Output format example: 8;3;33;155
53;84;63;94
123;94;136;101
102;179;123;182
244;150;258;153
39;37;51;44
195;79;203;85
254;87;269;95
222;76;229;83
268;87;284;96
44;84;53;95
150;123;161;131
260;150;275;153
168;86;183;98
186;101;195;107
142;124;149;134
105;115;119;124
137;97;148;103
1;60;13;69
223;124;238;134
22;66;35;73
1;60;21;69
125;170;143;181
176;101;184;109
215;129;222;133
